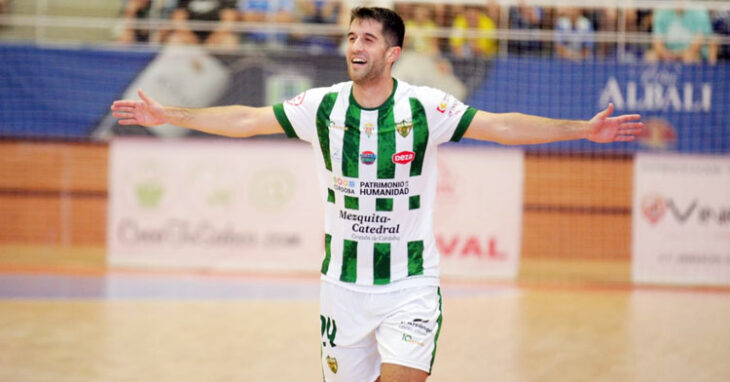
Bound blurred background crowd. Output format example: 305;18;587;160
1;0;722;64
109;0;728;63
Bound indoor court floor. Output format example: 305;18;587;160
1;270;729;382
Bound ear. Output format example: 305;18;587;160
386;46;402;64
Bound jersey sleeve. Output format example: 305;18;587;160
272;87;330;143
415;86;477;144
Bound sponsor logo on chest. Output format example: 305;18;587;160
392;151;415;165
360;151;376;165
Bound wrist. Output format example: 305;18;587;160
163;106;185;125
577;120;592;140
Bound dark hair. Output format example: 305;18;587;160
350;7;405;48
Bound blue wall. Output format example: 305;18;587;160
1;44;727;154
467;58;729;153
0;44;154;138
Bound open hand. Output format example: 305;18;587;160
586;103;643;143
110;89;167;127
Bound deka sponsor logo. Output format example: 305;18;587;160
392;151;415;165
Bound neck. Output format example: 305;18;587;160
352;75;394;109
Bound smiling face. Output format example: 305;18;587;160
346;18;400;85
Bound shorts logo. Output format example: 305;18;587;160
396;120;412;137
360;151;376;165
401;333;425;347
326;355;338;374
286;91;306;106
436;102;448;113
392;151;415;165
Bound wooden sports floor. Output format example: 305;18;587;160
1;269;729;382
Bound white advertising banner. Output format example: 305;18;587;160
109;140;524;279
434;147;524;280
632;153;730;286
108;139;325;273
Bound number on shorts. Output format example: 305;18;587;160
320;315;337;348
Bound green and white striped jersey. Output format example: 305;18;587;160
273;78;476;291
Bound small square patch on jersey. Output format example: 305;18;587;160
409;195;420;210
345;196;359;210
376;198;393;211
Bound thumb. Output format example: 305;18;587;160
137;89;152;105
598;102;614;119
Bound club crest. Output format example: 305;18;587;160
363;123;375;138
396;120;413;138
326;355;338;374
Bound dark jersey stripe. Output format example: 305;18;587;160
409;98;429;176
340;240;358;283
342;104;361;178
321;234;332;274
407;240;424;276
344;196;359;210
316;93;338;171
450;106;478;142
409;195;420;210
373;242;391;285
375;198;393;211
272;104;298;139
376;104;396;179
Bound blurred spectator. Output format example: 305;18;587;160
118;0;154;44
449;5;497;59
432;3;448;28
485;0;501;27
644;7;716;65
404;4;440;56
297;1;341;53
339;0;393;21
594;7;617;59
712;10;730;61
304;0;340;24
0;0;7;32
338;0;393;32
619;8;653;61
238;0;295;45
554;7;594;61
508;0;545;56
166;0;239;47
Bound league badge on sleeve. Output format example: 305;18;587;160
286;91;306;106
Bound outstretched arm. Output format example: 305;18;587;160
463;103;643;145
110;89;283;138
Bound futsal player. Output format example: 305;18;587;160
111;7;643;382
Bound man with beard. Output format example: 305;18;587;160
112;7;642;381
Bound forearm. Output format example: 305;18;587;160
652;39;676;60
464;111;590;145
162;105;276;138
685;35;705;56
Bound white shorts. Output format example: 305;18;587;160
319;281;443;382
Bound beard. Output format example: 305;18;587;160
347;59;387;85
